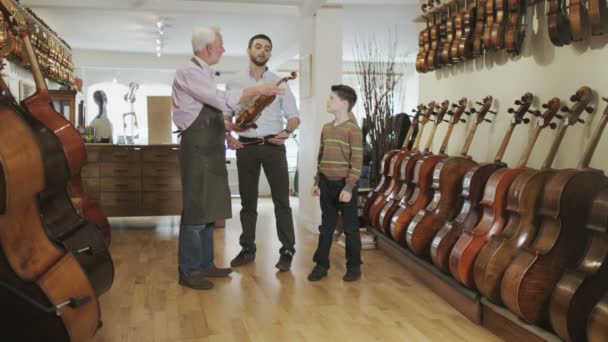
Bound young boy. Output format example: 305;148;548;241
309;85;363;282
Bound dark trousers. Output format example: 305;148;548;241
313;175;361;271
236;143;295;255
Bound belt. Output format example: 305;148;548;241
238;135;276;145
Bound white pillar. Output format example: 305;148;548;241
297;6;343;233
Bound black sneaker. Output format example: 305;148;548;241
199;266;232;277
179;273;214;290
275;253;293;272
343;269;361;282
230;249;255;267
307;265;328;281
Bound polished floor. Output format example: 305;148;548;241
93;198;499;342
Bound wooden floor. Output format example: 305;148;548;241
93;198;500;342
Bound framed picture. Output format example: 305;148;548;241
19;80;36;101
299;54;312;99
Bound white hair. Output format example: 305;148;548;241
192;26;220;54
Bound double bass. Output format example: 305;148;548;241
4;8;114;297
501;95;608;325
549;184;608;341
474;97;568;303
450;93;543;288
0;1;111;245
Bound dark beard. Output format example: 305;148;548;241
250;55;268;67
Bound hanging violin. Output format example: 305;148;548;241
235;71;296;130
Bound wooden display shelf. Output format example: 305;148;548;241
368;226;482;323
368;225;563;341
481;298;560;342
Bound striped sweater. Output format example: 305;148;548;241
314;116;363;192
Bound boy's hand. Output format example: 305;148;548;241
339;190;352;203
312;185;320;196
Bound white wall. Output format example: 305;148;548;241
419;3;608;173
297;7;344;233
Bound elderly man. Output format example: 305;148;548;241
172;26;283;290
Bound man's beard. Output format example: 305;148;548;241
250;55;269;67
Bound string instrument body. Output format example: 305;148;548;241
548;0;572;46
549;187;608;341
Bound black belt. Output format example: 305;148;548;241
238;135;276;145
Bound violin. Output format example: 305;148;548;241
483;0;496;49
458;0;477;60
505;0;526;55
472;0;486;56
547;0;572;46
588;291;608;342
451;2;465;62
441;4;456;65
490;0;507;49
569;0;591;41
235;71;296;129
589;0;608;35
501;92;607;325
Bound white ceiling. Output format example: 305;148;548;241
21;0;418;62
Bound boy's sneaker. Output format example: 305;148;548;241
343;269;361;282
307;265;328;281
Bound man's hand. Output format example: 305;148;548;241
226;133;243;150
312;185;320;197
339;190;352;203
268;130;290;145
225;120;245;133
257;83;285;97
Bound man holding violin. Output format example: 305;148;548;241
172;27;284;290
225;34;300;272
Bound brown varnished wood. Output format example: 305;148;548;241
548;0;572;46
505;0;526;55
450;93;543;289
0;7;111;245
588;292;608;342
430;94;533;272
474;97;566;303
569;0;591;41
490;0;507;49
407;96;498;257
472;0;486;56
483;0;496;49
389;99;464;244
589;0;608;35
364;104;429;226
549;186;608;341
501;97;608;325
375;102;448;233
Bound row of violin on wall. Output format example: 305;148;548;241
363;86;607;341
415;0;608;73
0;3;113;341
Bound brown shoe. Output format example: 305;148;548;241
179;273;214;290
199;266;232;277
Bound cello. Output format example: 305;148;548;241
363;104;428;223
549;184;608;341
501;95;608;325
370;106;428;231
406;98;488;257
390;98;471;245
474;97;568;303
449;93;543;288
376;105;439;234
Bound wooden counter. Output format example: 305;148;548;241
83;144;182;217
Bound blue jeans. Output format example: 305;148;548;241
178;221;215;276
